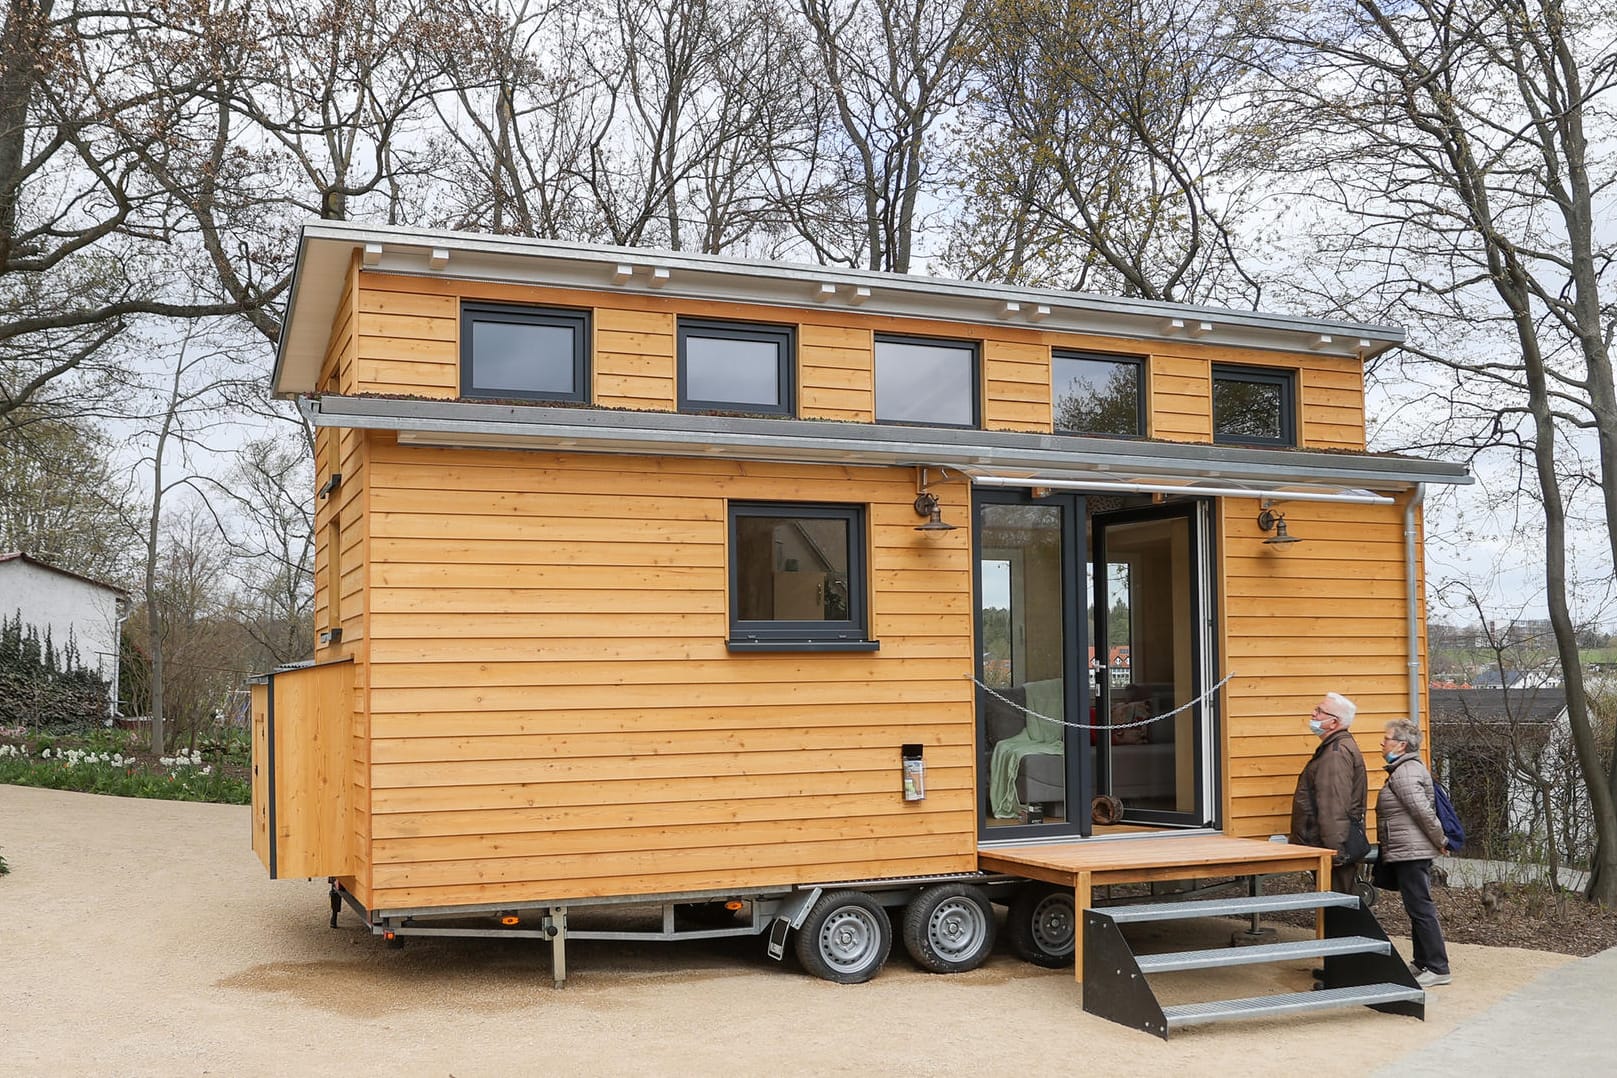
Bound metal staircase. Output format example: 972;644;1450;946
1082;891;1425;1038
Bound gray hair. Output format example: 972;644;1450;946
1325;691;1357;727
1385;719;1422;751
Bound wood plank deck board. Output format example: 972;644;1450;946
976;833;1336;984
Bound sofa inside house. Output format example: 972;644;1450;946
982;681;1179;818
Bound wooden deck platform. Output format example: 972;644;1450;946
979;833;1336;982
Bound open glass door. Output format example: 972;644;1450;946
974;491;1090;839
1092;503;1211;827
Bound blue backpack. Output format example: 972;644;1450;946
1433;779;1465;852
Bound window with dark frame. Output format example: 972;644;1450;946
874;334;979;428
1052;351;1145;437
678;318;795;415
727;502;873;650
461;301;589;402
1212;364;1297;446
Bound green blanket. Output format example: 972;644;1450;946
988;678;1065;819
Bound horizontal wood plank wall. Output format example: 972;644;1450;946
984;339;1050;432
363;445;977;909
315;263;373;902
347;273;1364;450
1151;354;1212;441
1221;494;1421;838
596;308;675;409
1151;349;1365;450
799;324;873;421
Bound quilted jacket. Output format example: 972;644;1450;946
1376;754;1446;862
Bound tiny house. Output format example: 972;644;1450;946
255;221;1468;988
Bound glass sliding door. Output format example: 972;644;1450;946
1092;503;1210;826
974;491;1090;838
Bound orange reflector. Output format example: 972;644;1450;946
724;901;744;911
383;930;395;941
501;915;520;925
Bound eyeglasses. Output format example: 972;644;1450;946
1311;706;1345;722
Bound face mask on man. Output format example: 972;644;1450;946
1308;719;1327;736
1384;750;1401;764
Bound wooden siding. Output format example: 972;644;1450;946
347;272;1365;450
983;338;1050;432
1220;494;1424;838
1151;348;1366;451
315;261;374;902
362;443;977;909
251;661;357;878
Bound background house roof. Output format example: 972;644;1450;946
1429;687;1568;726
0;552;126;597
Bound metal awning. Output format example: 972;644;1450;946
956;468;1394;505
302;395;1472;495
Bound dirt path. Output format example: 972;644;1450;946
0;785;1573;1076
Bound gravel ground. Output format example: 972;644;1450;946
0;785;1575;1077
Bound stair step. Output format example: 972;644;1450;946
1163;984;1425;1030
1097;890;1359;924
1135;935;1390;974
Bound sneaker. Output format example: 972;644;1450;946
1416;969;1452;987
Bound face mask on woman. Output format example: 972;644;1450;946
1384;750;1401;764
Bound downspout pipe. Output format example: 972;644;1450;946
1405;484;1426;733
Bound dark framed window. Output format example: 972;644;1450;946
1212;364;1296;446
874;334;979;428
727;502;875;651
461;301;590;402
1052;351;1145;437
678;318;795;415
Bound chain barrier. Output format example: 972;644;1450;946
966;670;1236;731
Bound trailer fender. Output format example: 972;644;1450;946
763;887;823;961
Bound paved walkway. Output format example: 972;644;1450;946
1436;855;1589;892
1375;944;1617;1076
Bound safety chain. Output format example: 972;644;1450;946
966;670;1236;731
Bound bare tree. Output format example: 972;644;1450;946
783;0;978;270
946;0;1272;303
1261;0;1617;902
0;1;246;417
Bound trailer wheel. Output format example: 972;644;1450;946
902;883;996;973
795;890;892;984
1005;883;1075;967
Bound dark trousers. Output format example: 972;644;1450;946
1330;863;1358;895
1390;858;1450;974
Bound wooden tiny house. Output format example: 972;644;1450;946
257;222;1468;994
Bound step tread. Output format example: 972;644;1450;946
1135;935;1390;973
1097;890;1358;924
1164;984;1424;1029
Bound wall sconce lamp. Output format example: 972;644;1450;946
318;472;342;499
1257;506;1302;545
914;491;956;531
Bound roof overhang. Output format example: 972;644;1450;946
302;395;1471;498
273;221;1407;397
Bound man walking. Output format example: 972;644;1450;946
1290;692;1368;893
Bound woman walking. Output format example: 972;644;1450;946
1377;719;1452;987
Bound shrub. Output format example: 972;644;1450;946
0;742;249;804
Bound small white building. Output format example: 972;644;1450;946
0;552;125;679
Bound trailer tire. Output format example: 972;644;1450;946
1005;883;1075;967
902;884;996;973
795;890;892;984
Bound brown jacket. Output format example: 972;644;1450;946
1290;728;1367;862
1376;754;1445;862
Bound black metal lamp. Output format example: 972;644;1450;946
914;491;957;532
1257;507;1301;545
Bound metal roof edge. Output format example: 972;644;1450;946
301;395;1473;490
275;220;1406;396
